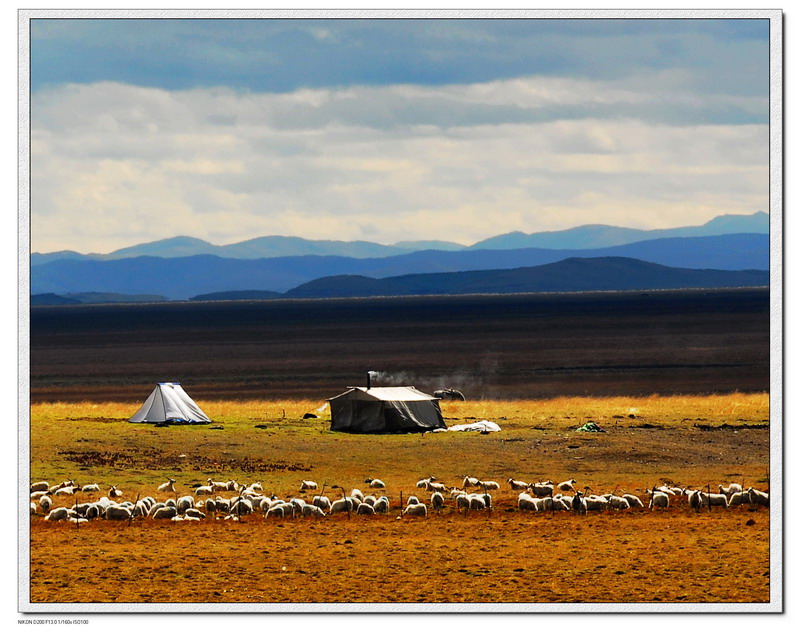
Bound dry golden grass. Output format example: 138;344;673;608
27;393;772;606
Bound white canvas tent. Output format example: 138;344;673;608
129;382;211;425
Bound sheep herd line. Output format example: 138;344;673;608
30;474;770;525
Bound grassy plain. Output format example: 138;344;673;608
28;394;771;606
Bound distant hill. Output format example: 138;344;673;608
31;211;767;265
31;292;169;305
190;290;283;301
469;211;768;250
283;257;769;299
30;233;769;300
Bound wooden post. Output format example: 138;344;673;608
399;491;403;519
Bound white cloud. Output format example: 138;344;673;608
30;77;768;252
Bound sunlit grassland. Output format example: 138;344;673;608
28;393;769;501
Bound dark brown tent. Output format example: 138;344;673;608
327;386;446;434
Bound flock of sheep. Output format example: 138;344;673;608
29;474;769;524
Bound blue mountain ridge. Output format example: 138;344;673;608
31;233;768;300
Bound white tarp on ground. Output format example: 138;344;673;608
444;420;502;433
129;382;211;424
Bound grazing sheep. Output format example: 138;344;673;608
402;503;428;517
431;491;445;511
349;488;365;502
302;504;326;518
406;495;420;506
606;494;631;510
656;486;677;496
425;480;448;493
176;496;195;513
104;505;133;521
265;503;287;519
229;498;254;516
45;507;71;521
622;493;644;509
49;480;75;494
747;488;769;507
719;483;744;495
372;496;390;514
557;479;578;493
572;491;587;515
299;480;318;491
362;495;377;506
468;494;487;511
507;478;529;491
356;503;376;515
364;478;386;489
208;478;228;492
477;480;501;492
417;476;436;489
704;492;730;509
157;478;177;493
30;481;49;493
152;506;179;520
54;486;78;496
728;490;751;507
183;508;206;519
528;482;555;498
648;491;670;510
225;480;239;492
108;485;123;499
585;495;610;512
81;483;101;493
312;495;332;512
329;498;354;515
194;485;214;496
518;492;541;512
30;502;37;516
30;491;50;501
39;495;53;513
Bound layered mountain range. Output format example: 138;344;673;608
30;212;769;303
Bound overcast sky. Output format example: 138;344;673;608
29;15;771;253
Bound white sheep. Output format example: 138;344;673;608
157;478;177;493
557;479;578;493
648;491;670;510
208;478;228;492
362;495;377;506
356;503;376;515
176;496;195;513
703;492;730;509
44;507;71;521
194;485;214;496
468;494;488;510
622;493;644;509
81;483;101;493
312;495;332;511
431;491;445;511
329;498;354;514
417;476;436;488
349;488;365;502
424;480;448;493
402;503;428;517
406;495;420;506
461;476;479;488
517;492;541;512
747;488;769;507
571;491;587;514
30;481;49;493
373;496;390;514
606;494;631;510
728;490;751;506
184;508;206;519
528;482;554;498
302;504;326;518
299;480;318;491
265;503;287;519
39;495;53;513
719;483;743;495
54;486;78;496
30;502;37;516
585;495;610;511
364;478;386;488
108;485;123;499
507;478;529;491
477;480;501;491
30;490;49;501
104;505;133;521
48;480;75;494
151;506;179;520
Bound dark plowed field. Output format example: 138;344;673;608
29;288;769;402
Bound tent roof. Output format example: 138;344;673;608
327;386;438;402
129;382;211;424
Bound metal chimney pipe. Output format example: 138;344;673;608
367;372;371;389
